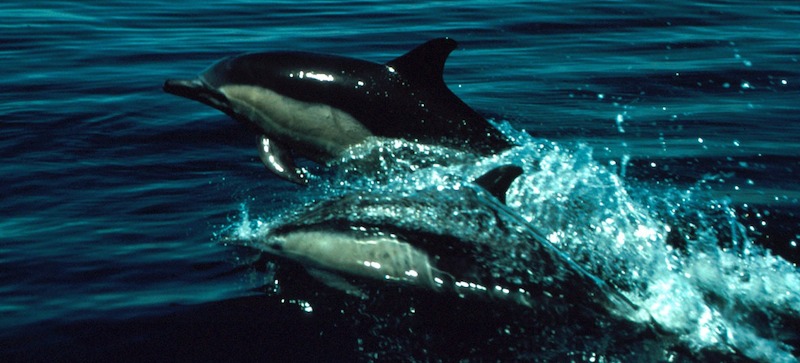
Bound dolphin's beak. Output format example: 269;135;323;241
163;78;231;111
163;78;204;97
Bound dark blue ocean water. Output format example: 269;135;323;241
2;1;799;361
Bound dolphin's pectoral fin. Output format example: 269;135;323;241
307;268;368;299
257;135;308;185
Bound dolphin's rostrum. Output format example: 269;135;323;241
164;38;513;184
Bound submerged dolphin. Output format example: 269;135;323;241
253;166;649;322
163;38;513;184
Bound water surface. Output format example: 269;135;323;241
2;1;799;361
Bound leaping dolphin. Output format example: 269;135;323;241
163;38;514;184
251;166;649;323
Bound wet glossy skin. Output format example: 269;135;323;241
163;38;514;183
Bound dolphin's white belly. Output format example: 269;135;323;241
276;230;442;288
270;229;535;307
220;85;373;158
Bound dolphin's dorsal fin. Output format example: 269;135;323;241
473;165;524;204
387;38;458;85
